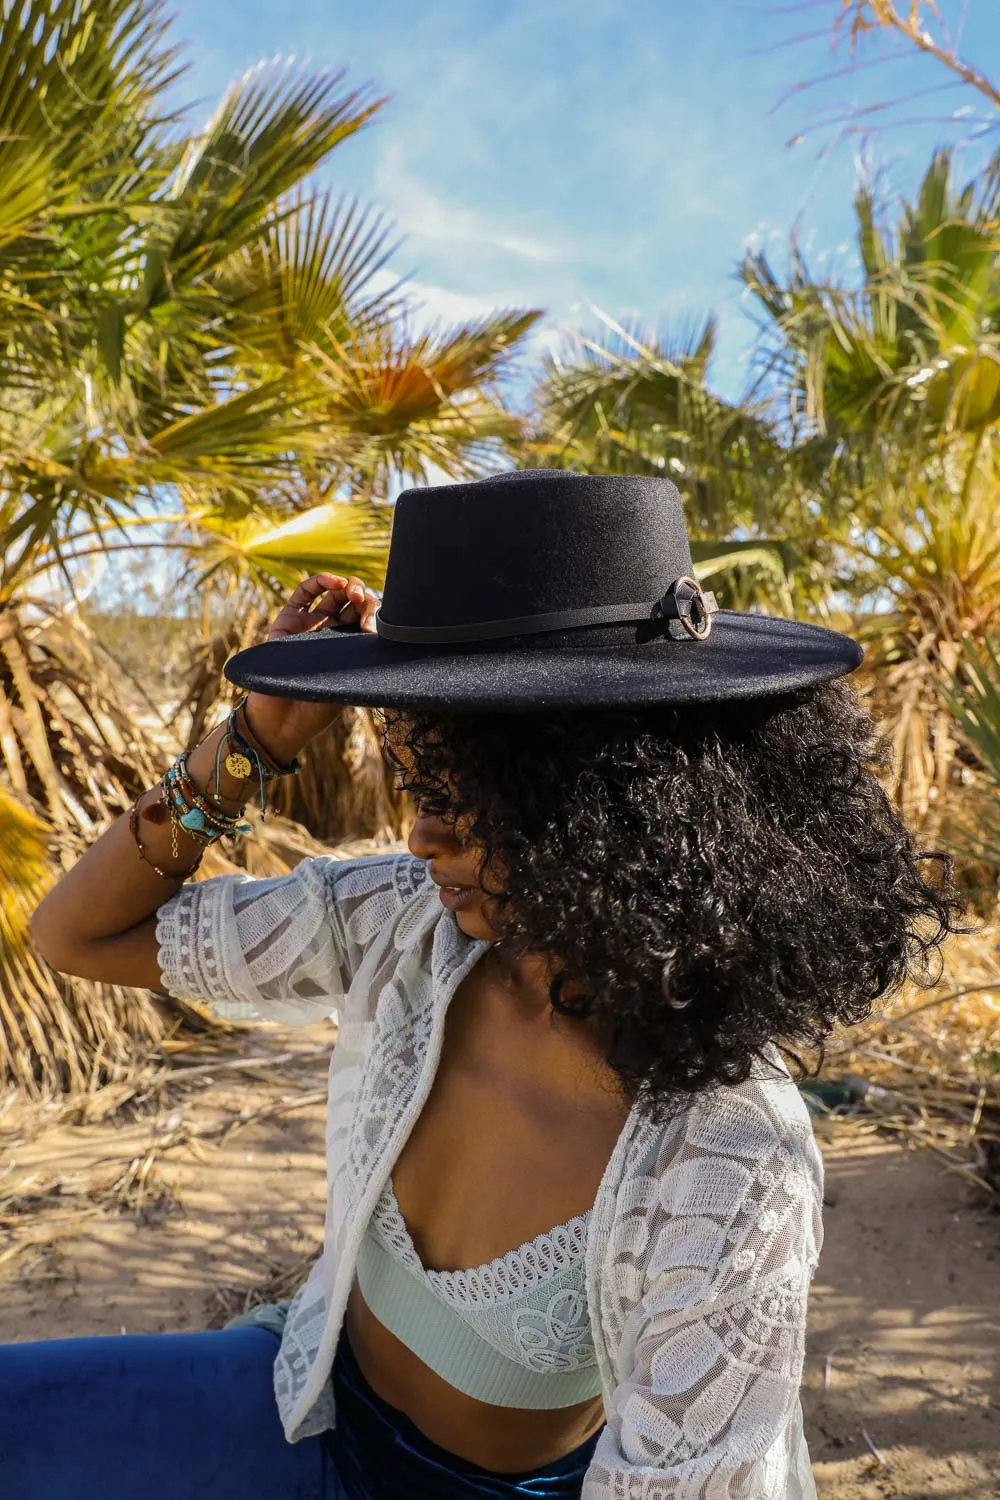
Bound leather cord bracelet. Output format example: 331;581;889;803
232;696;301;778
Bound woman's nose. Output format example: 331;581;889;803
407;813;461;861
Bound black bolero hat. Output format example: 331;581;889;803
225;471;862;711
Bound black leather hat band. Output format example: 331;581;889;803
375;580;718;646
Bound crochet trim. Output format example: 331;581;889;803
372;1180;591;1305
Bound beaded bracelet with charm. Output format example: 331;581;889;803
164;754;252;842
161;762;228;842
215;725;271;817
215;708;302;820
163;766;244;840
132;757;248;880
130;714;296;882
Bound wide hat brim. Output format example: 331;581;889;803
224;612;864;712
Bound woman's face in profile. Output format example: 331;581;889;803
407;806;502;942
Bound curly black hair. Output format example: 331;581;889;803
383;680;967;1121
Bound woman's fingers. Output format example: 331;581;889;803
292;574;348;612
267;574;380;641
267;575;348;640
359;590;380;634
329;577;380;633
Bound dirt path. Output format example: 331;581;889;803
2;1037;998;1497
803;1123;1000;1498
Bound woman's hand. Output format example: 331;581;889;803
244;573;380;760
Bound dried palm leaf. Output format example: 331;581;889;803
0;606;174;1092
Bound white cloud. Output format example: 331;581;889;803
375;144;563;265
367;268;534;330
531;322;567;358
408;281;516;324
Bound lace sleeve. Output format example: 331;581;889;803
585;1087;823;1499
155;852;416;1026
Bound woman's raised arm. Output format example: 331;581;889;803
29;574;380;991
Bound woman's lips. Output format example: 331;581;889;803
435;884;479;912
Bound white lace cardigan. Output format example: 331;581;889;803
156;851;823;1499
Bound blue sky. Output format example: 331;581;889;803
169;0;998;400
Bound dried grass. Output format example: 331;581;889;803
0;1036;333;1286
810;922;1000;1199
205;1247;320;1329
0;608;173;1094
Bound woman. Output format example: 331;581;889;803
21;471;961;1500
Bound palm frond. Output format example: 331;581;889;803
691;540;800;589
742;147;1000;444
0;788;50;952
189;501;392;595
943;637;1000;785
531;314;792;538
0;0;181;248
305;309;540;495
941;636;1000;865
143;61;386;302
146;381;320;477
0;0;546;1096
221;191;400;366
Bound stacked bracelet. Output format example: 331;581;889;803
164;753;254;842
128;704;302;881
235;696;300;776
131;742;251;882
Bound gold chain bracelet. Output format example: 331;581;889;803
129;795;203;882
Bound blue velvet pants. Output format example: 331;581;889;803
0;1327;600;1499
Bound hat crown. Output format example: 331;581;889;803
380;471;692;636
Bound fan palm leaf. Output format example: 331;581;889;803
742;149;1000;444
0;382;328;600
189;501;393;596
530;313;796;535
940;636;1000;866
306;310;540;495
0;0;180;247
0;787;49;947
739;146;1000;833
690;540;799;613
140;61;385;306
221;191;400;367
847;433;1000;656
0;0;541;1094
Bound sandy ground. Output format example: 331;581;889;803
803;1121;999;1499
1;1029;998;1499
